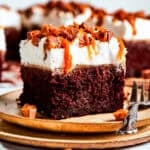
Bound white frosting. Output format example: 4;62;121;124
20;35;126;73
0;27;6;51
103;15;150;40
0;8;21;29
22;7;92;27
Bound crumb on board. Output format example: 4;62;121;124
113;109;128;121
21;103;37;119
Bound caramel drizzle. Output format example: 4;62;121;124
92;40;99;55
62;39;72;74
87;40;99;60
112;10;146;35
87;45;93;59
117;38;125;60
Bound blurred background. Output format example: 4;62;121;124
0;0;149;13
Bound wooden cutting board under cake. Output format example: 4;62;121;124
0;85;150;149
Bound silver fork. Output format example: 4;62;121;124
118;81;150;134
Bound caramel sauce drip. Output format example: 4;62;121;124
91;8;107;26
87;45;93;59
62;39;72;74
113;10;146;35
92;40;99;55
117;38;125;61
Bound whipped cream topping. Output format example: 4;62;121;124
0;7;21;29
44;7;92;26
22;6;92;28
0;27;6;51
20;33;126;74
103;15;150;40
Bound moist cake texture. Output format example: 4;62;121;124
19;24;126;119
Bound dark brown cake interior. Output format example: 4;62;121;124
20;64;125;119
125;40;150;77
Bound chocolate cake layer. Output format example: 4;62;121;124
5;27;21;61
20;65;125;119
125;40;150;77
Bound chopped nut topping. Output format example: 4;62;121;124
27;23;113;47
27;30;41;46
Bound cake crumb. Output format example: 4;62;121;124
21;103;37;119
113;109;128;121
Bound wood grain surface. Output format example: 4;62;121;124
0;89;150;133
0;120;150;149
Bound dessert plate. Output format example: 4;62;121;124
0;88;150;133
0;120;150;149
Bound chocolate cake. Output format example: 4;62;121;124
87;9;150;77
19;24;126;119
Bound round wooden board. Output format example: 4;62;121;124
0;120;150;149
0;89;150;133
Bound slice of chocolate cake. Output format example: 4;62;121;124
19;24;126;119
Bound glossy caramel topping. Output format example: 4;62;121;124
117;38;125;61
62;39;72;74
90;7;107;26
113;10;147;35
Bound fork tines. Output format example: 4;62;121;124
118;80;150;134
130;81;137;103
